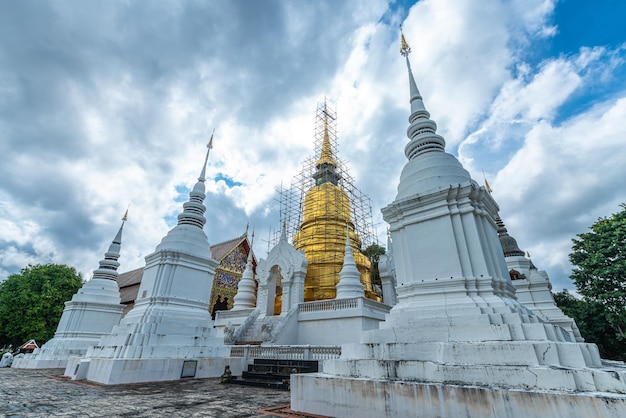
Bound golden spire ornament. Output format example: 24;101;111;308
400;26;411;57
482;170;493;194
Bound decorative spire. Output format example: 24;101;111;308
400;27;411;57
177;138;214;229
495;215;525;257
280;220;287;242
199;130;214;182
527;251;537;269
232;225;257;310
400;29;446;160
316;104;337;168
92;211;127;281
336;224;365;299
483;171;493;194
313;102;341;186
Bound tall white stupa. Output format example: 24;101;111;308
291;32;626;418
65;136;245;384
12;214;127;369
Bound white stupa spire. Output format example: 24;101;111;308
232;227;257;310
91;210;128;281
394;31;472;200
176;134;213;229
401;30;445;160
335;224;365;299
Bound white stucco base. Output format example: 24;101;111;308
66;356;247;385
11;357;67;369
291;374;626;418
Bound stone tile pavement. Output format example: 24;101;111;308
0;368;298;417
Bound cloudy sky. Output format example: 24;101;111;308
1;0;624;292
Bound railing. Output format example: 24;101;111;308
298;297;391;314
270;304;299;342
232;308;260;343
230;345;341;360
299;297;360;312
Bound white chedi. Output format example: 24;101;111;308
335;227;365;299
12;216;127;369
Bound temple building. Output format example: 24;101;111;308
208;232;256;316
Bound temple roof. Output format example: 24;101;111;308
211;235;248;262
116;267;144;289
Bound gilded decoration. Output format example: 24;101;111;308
209;240;254;317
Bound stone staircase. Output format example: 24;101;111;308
226;359;318;390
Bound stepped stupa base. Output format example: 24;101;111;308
66;354;247;385
12;337;107;370
12;358;68;369
291;373;626;418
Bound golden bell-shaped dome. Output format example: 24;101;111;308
293;182;379;301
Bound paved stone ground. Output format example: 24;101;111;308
0;368;294;417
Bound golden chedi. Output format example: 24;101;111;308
292;122;379;301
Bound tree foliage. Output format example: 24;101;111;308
554;290;626;361
363;243;386;288
0;264;83;348
569;204;626;338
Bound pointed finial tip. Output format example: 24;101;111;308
208;128;215;149
122;206;129;222
400;26;411;57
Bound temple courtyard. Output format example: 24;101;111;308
0;368;298;417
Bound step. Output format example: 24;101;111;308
252;359;318;371
225;358;319;391
226;377;289;390
247;364;316;375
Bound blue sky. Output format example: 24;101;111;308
0;0;625;294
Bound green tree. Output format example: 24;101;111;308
569;204;626;339
0;264;83;348
554;290;626;361
363;243;386;288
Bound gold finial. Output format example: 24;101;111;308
482;170;492;194
122;206;129;221
400;26;411;57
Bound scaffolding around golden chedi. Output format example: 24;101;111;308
277;102;380;302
